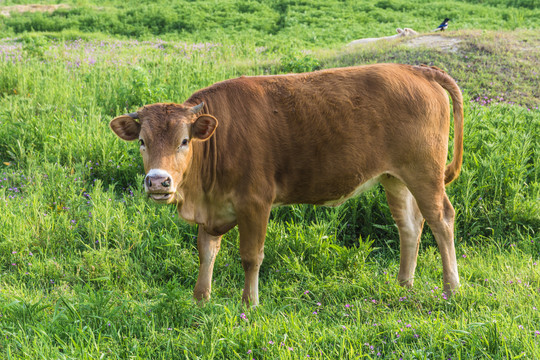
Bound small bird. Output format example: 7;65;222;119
433;18;450;32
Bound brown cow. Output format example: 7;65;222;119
110;63;464;306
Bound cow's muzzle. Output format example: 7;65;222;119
145;169;174;203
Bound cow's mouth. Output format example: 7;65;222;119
148;193;173;202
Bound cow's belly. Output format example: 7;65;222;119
273;175;381;208
320;176;381;207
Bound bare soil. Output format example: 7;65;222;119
404;35;462;53
0;4;69;17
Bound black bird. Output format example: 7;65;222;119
433;18;450;32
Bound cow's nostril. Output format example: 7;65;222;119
145;176;153;188
161;179;171;187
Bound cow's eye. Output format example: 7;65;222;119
139;139;145;147
177;138;189;152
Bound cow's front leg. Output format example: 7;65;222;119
237;203;271;307
193;226;222;302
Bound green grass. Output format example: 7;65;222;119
1;0;539;46
0;1;539;359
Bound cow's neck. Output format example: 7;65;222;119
176;138;217;224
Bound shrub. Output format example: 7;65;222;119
280;52;321;73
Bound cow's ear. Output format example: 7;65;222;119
192;115;218;141
110;115;141;141
396;28;403;33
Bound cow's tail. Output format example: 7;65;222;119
415;65;464;185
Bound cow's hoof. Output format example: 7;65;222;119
241;296;259;308
398;278;414;288
193;290;211;304
443;282;460;297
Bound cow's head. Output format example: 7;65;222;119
109;102;217;204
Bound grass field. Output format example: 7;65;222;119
0;0;539;359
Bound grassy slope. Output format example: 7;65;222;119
0;2;539;359
1;0;539;46
324;30;540;109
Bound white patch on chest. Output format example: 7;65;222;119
178;197;236;228
321;176;381;207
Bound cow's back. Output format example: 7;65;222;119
187;64;451;205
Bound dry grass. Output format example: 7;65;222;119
0;4;69;18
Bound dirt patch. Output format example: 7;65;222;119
404;35;462;53
0;4;69;17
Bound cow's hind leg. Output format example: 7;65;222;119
193;227;223;302
381;175;425;288
406;180;460;294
